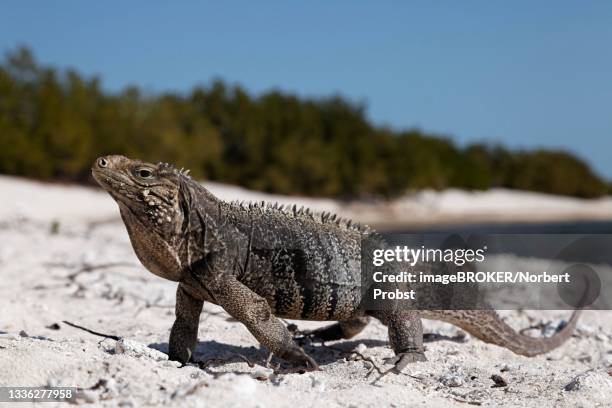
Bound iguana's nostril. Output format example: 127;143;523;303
98;158;108;168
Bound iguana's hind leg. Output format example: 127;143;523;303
214;276;318;370
302;316;370;341
369;309;426;372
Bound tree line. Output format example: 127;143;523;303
0;47;608;198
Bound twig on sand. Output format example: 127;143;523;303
62;320;121;341
450;397;483;406
45;261;137;280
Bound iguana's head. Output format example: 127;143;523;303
92;155;184;236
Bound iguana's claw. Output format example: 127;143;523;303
384;351;427;373
279;344;320;371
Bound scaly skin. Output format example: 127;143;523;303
91;155;581;372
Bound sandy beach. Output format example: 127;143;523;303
1;176;611;407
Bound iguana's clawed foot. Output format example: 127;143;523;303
168;344;194;365
279;344;320;371
384;350;427;373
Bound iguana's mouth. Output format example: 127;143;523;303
92;168;142;204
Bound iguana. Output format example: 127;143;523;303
91;155;581;372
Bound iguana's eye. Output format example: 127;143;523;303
136;168;154;179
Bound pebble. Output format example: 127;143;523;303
565;374;586;391
440;373;464;387
490;374;508;388
251;368;274;381
603;353;612;367
563;369;612;393
440;365;466;387
162;360;182;368
77;390;98;403
576;354;592;363
114;339;168;361
354;343;367;354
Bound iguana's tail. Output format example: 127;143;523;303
421;309;581;357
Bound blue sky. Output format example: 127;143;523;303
2;1;611;178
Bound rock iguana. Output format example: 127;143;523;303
91;155;581;372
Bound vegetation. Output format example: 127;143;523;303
0;47;608;198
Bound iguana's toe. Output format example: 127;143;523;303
278;344;320;371
384;351;427;373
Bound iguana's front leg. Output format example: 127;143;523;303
169;284;204;363
214;276;318;370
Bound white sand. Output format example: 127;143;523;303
0;176;611;407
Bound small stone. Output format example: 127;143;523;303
603;353;612;367
440;365;465;387
251;368;273;381
577;354;592;363
77;390;98;403
18;330;28;338
114;339;168;361
563;370;612;392
354;343;367;354
596;334;608;342
163;360;182;368
490;374;508;388
46;323;61;330
440;373;464;387
565;375;584;391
